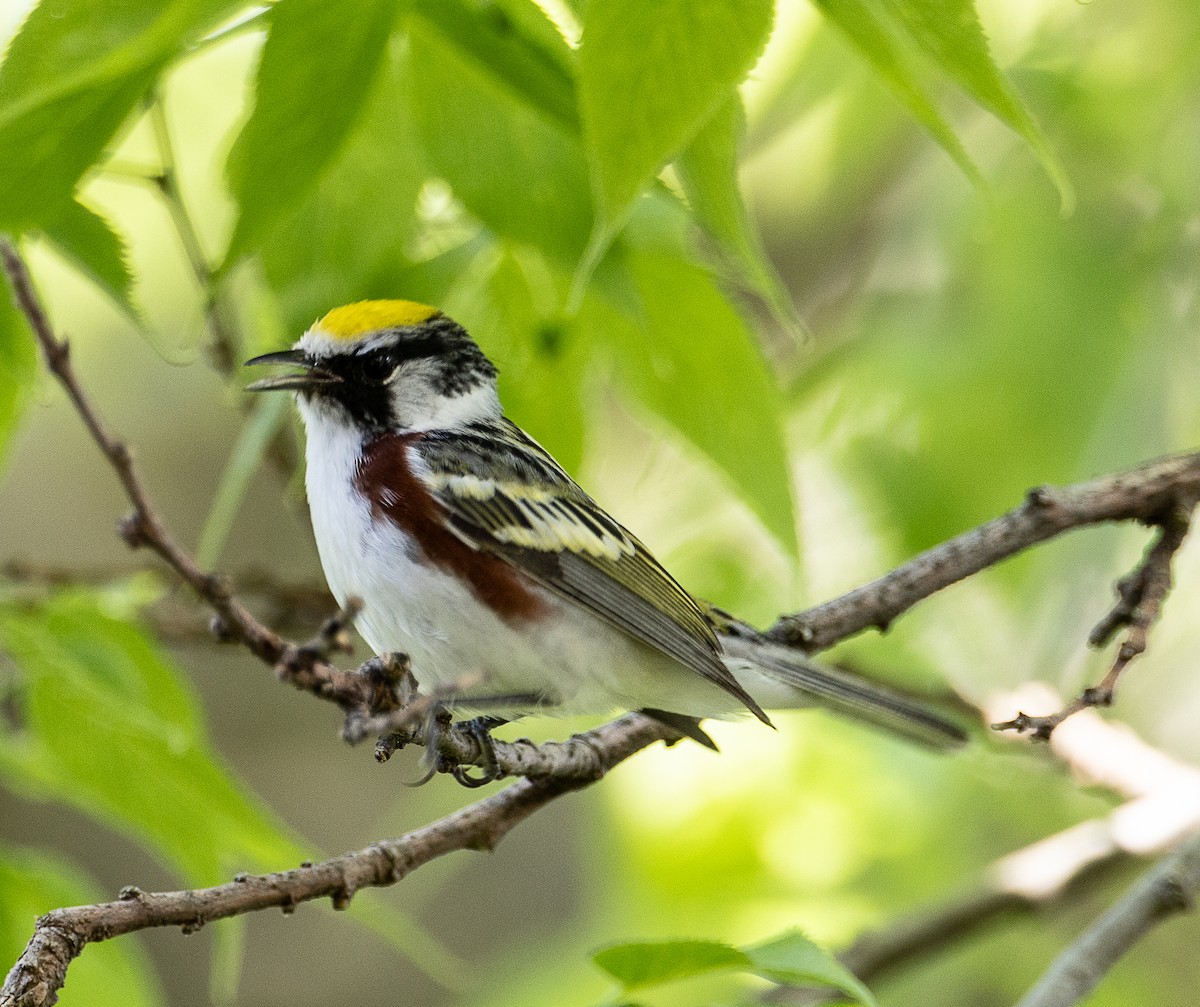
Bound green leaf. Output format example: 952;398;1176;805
592;932;874;1003
746;931;877;1006
879;0;1072;210
0;0;243;230
0;845;162;1007
40;199;137;318
0;593;308;884
0;270;36;469
811;0;982;188
412;0;578;130
675;97;803;340
260;42;427;334
594;939;751;990
577;0;774;229
408;14;594;257
586;247;797;553
223;0;400;266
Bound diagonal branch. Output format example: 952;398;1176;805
1;714;666;1007
0;238;367;711
770;468;1200;651
1015;829;1200;1007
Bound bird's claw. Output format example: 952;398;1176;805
410;708;505;788
447;716;505;788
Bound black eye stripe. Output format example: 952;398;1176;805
303;316;498;431
340;333;450;381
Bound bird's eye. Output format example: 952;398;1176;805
359;352;397;383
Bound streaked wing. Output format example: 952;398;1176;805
413;420;768;722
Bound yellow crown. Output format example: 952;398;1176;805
315;300;440;341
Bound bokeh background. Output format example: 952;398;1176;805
2;0;1200;1004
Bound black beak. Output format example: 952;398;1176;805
244;350;341;392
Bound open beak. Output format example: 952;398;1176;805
244;350;342;392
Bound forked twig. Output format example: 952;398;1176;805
993;505;1192;739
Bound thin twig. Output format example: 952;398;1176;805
0;714;666;1007
146;93;299;477
1015;830;1200;1007
147;95;238;376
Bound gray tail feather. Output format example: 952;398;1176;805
726;637;968;751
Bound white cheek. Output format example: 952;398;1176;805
389;370;502;431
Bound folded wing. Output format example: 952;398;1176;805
413;420;769;723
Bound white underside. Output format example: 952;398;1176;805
300;402;763;720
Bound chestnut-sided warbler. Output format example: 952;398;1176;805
247;300;964;767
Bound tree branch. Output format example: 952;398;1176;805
1015;830;1200;1007
0;714;666;1007
0;238;362;704
770;465;1200;651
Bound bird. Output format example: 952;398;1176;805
246;299;965;781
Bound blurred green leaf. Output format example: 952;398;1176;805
40;199;137;319
0;272;36;469
879;0;1072;210
210;915;248;1006
408;14;593;258
0;592;307;883
223;0;400;266
387;237;493;307
594;939;751;990
746;931;877;1006
587;247;797;553
576;0;773;230
591;931;869;1001
0;845;162;1007
811;0;982;187
0;590;460;987
837;191;1143;556
0;0;243;230
675;97;804;340
260;43;427;334
444;246;588;472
